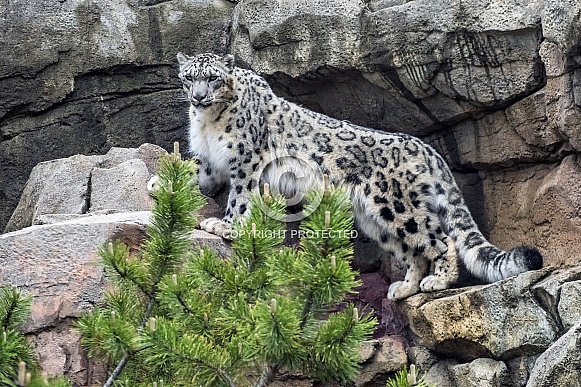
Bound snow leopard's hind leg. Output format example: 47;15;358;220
420;236;460;292
354;198;431;301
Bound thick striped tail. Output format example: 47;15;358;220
432;177;542;283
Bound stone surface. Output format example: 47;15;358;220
451;358;511;387
531;266;581;331
355;337;408;386
27;319;108;385
90;159;155;212
400;269;557;361
0;211;150;384
424;360;458;387
4;145;167;233
526;321;581;387
505;355;540;387
530;155;581;266
232;0;545;135
4;155;100;233
0;212;152;331
557;280;581;331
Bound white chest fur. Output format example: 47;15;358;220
188;105;230;176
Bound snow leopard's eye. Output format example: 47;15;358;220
184;74;192;81
208;75;219;82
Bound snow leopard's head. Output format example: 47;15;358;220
177;52;235;108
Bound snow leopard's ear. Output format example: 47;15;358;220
177;52;189;66
221;54;235;72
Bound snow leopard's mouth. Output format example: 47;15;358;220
191;99;213;108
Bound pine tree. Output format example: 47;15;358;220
0;286;71;387
77;145;376;386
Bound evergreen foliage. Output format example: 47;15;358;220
0;286;71;387
385;364;435;387
77;146;376;386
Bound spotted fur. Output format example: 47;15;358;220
178;52;543;300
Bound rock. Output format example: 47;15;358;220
400;269;557;361
4;145;167;233
137;143;169;175
530;155;581;266
355;336;408;386
33;210;120;226
0;212;149;384
427;110;552;170
27;320;108;384
89;159;155;212
424;360;459;387
451;358;511;387
505;355;540;387
4;155;100;233
541;0;581;54
197;196;224;224
0;212;152;331
557;280;581;331
457;159;581;269
232;0;545;135
526;321;581;387
531;266;581;331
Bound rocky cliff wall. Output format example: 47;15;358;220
2;0;581;267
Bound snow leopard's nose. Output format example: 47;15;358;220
192;91;206;102
190;81;209;104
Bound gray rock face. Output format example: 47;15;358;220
4;144;166;232
0;211;150;384
0;210;230;385
400;270;558;362
557;281;581;331
90;159;155;212
526;321;581;387
399;265;581;387
451;358;511;387
231;0;545;134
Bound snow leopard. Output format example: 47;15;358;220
177;52;543;301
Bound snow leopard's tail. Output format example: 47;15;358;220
431;163;543;283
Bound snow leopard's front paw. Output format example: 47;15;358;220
147;175;160;194
420;275;449;293
387;281;420;301
200;217;232;239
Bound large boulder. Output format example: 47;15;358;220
450;358;511;387
526;321;581;387
400;269;558;362
400;265;581;387
0;211;150;384
4;144;166;233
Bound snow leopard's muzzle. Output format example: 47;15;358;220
187;80;215;107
